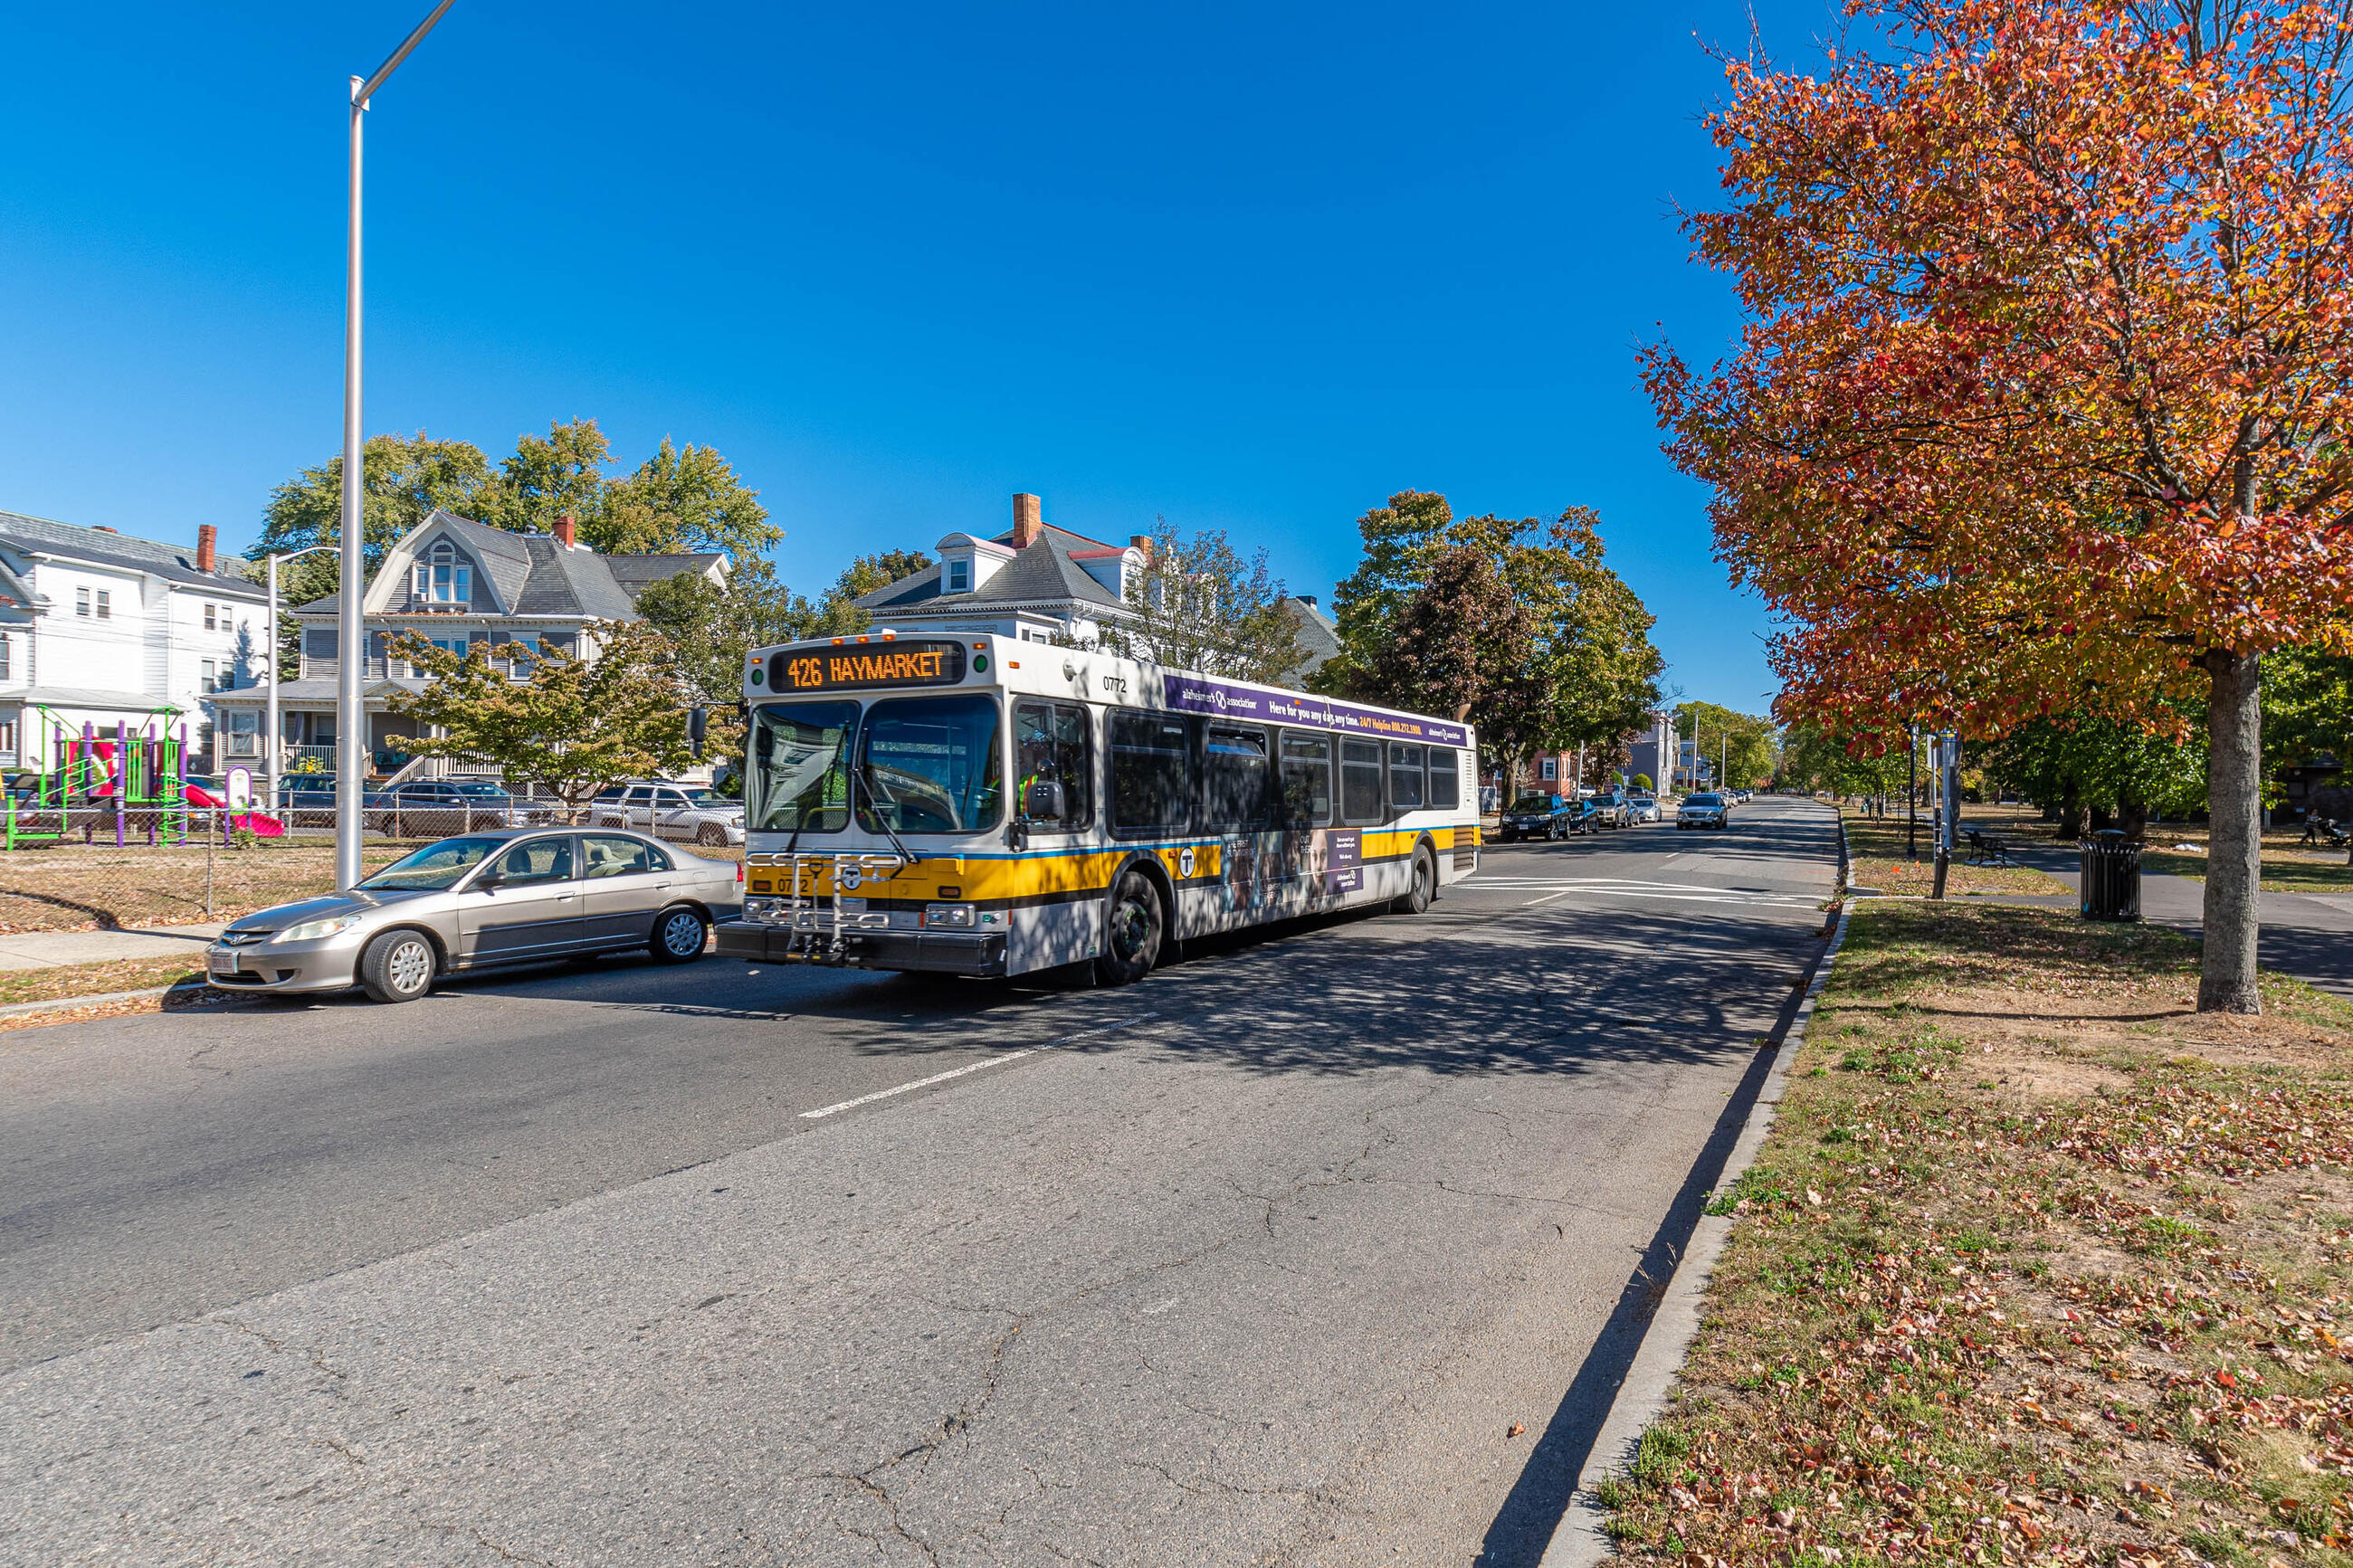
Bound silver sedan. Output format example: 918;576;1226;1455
205;828;742;1003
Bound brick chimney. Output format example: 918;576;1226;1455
195;524;216;573
1129;533;1153;562
554;512;577;548
1013;493;1043;548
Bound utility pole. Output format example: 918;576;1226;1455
336;0;456;892
1907;727;1918;861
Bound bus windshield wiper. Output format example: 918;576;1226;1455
852;738;917;871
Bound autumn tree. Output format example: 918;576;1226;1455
1357;546;1535;724
1645;0;2353;1012
383;621;695;818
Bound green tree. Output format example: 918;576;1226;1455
595;436;783;558
1100;524;1307;682
479;418;612;537
1356;546;1532;725
635;561;864;784
1322;490;1458;695
1676;702;1777;792
383;620;695;819
834;550;935;603
249;431;496;677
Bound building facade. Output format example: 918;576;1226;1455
0;509;267;774
209;508;725;777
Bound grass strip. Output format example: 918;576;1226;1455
1601;899;2353;1568
1842;808;2072;898
0;955;210;1008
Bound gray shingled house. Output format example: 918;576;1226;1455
208;509;725;780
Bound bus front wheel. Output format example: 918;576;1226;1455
1096;869;1164;985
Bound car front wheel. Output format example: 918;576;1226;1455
358;929;436;1003
651;905;710;964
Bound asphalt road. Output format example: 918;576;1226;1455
1;797;1839;1567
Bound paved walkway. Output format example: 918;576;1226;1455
0;923;224;973
1921;825;2353;1002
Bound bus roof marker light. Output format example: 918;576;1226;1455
857;635;870;643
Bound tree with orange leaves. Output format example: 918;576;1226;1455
1646;0;2353;1012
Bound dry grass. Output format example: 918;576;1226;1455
0;841;409;933
1602;900;2353;1568
0;954;209;1006
1843;807;2072;898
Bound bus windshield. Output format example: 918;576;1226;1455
749;701;859;833
861;695;1003;834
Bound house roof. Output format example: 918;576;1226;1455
293;509;719;619
857;525;1126;614
0;509;265;599
1283;596;1341;679
8;686;192;714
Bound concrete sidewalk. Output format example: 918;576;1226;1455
0;923;224;972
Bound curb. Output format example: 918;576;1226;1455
1539;894;1856;1568
0;984;254;1024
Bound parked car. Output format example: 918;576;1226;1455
1591;789;1633;828
370;778;549;836
1627;794;1662;823
1677;791;1730;830
1563;797;1605;835
1496;793;1577;842
586;781;748;846
204;827;742;1003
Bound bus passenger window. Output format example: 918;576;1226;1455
1015;701;1091;831
1204;726;1272;831
1339;739;1384;825
1388;743;1425;812
1111;711;1192;833
1428;746;1461;810
1279;733;1332;826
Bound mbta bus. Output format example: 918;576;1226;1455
714;631;1481;984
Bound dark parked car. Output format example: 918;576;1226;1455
369;778;548;836
1497;794;1577;842
1677;791;1730;830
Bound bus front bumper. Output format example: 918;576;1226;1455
716;920;1008;978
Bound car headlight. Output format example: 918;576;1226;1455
272;915;364;944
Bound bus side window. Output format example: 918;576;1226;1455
1339;739;1384;826
1388;743;1425;813
1279;733;1333;827
1204;725;1273;832
1110;710;1192;835
1015;700;1092;831
1427;746;1461;811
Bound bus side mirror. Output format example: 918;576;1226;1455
1023;779;1065;821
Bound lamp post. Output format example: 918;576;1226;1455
336;0;456;893
266;545;336;813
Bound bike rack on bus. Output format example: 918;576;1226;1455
744;850;911;964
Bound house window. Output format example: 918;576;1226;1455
947;558;970;594
76;587;90;618
225;711;259;758
201;660;218;694
0;634;10;681
1540;758;1558;780
500;633;539;677
96;590;111;619
0;719;14;757
411;539;472;605
204;603;217;631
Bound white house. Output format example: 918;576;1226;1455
0;509;267;774
209;508;727;776
853;492;1340;677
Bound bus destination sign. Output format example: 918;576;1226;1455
768;640;968;693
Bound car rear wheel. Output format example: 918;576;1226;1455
697;822;728;846
651;905;709;964
1095;869;1164;985
358;929;436;1003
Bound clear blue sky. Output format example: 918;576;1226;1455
0;1;1839;716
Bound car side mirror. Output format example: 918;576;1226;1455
1022;779;1065;821
472;867;504;890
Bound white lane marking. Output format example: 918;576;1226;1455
1141;1297;1180;1316
799;1011;1162;1120
1521;889;1579;907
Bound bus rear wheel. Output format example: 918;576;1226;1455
1096;869;1164;985
1390;844;1437;915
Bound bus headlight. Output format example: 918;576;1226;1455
923;903;976;929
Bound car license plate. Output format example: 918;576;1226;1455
212;951;242;974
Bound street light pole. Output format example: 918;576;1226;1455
266;544;335;814
336;0;455;893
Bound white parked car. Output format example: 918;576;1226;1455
586;782;746;847
1627;794;1662;823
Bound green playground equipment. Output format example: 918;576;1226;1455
4;705;199;849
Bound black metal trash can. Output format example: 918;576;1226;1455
2080;830;2143;921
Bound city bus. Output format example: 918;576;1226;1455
716;630;1481;984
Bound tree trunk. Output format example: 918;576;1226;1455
2200;649;2263;1015
2059;783;2088;841
2119;795;2148;844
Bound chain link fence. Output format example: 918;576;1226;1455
0;807;739;935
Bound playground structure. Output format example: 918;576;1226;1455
3;706;281;849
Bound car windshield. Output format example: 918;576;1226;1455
357;835;505;891
1509;796;1557;813
1689;794;1723;806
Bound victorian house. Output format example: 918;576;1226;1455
208;509;725;779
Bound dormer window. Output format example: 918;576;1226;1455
947;558;971;594
412;539;471;605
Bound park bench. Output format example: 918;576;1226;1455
1965;828;2020;868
